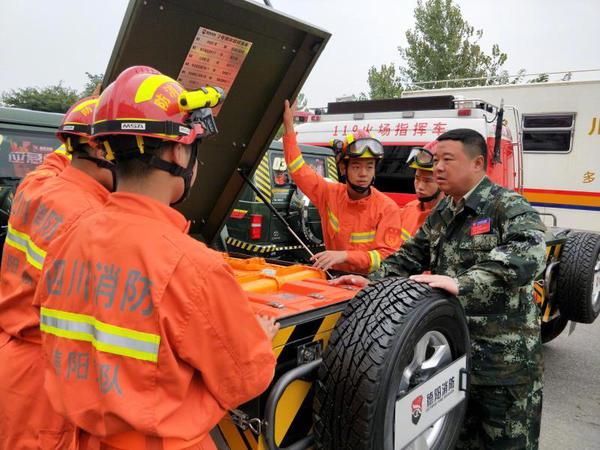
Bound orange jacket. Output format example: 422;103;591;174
35;192;276;447
0;146;70;345
0;149;109;450
283;133;403;273
0;150;108;343
398;199;437;244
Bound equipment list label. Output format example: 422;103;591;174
177;27;253;116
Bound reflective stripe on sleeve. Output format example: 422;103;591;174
5;224;47;270
368;250;381;273
288;155;305;174
40;307;160;363
349;231;376;244
327;208;340;233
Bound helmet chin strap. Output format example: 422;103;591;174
138;141;198;206
348;181;370;194
417;188;442;205
106;137;200;205
171;141;197;206
347;176;374;195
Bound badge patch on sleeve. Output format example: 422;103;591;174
384;227;401;248
470;218;491;236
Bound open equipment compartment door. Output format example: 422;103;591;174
102;0;330;242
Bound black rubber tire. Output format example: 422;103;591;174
555;232;600;324
541;315;569;344
314;277;470;450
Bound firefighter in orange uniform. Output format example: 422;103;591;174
398;142;444;244
0;96;114;450
282;100;403;274
35;66;278;450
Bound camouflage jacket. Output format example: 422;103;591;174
373;176;547;385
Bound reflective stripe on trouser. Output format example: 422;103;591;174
5;223;47;270
40;307;160;363
368;250;381;273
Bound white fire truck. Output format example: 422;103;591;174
293;95;519;209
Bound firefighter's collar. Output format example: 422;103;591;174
106;192;189;233
59;165;110;203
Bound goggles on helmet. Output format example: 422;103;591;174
407;147;434;169
345;138;384;159
329;138;344;155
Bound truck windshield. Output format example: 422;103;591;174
271;154;328;187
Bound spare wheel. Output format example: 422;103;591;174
555;231;600;324
314;277;470;450
541;314;569;344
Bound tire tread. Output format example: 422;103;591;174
556;232;600;323
314;278;437;449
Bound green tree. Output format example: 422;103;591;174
1;72;104;113
81;72;104;97
365;0;520;95
528;73;549;83
399;0;512;88
1;82;79;113
492;68;526;85
366;63;404;99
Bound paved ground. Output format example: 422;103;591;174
540;319;600;449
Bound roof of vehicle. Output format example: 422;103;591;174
103;0;329;242
402;79;600;96
0;107;63;129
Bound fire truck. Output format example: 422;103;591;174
293;95;519;207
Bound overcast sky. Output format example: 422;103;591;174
1;0;598;107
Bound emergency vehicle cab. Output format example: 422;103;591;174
293;95;519;207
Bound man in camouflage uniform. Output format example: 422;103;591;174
334;128;546;449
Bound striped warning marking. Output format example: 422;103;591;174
327;156;338;181
538;242;563;323
225;237;322;254
254;155;272;203
216;311;344;449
